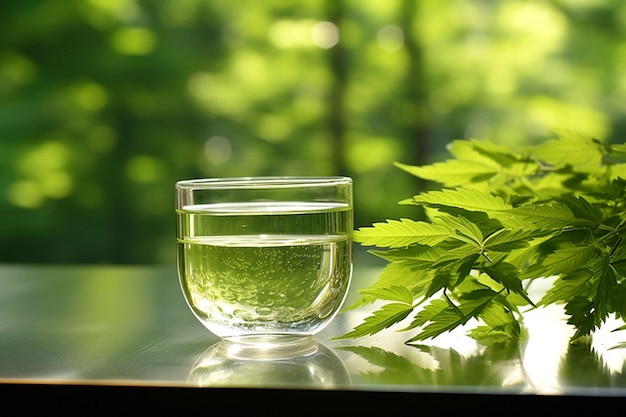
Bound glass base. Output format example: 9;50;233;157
218;334;319;360
188;337;352;389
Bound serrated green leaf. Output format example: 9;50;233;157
452;253;481;287
407;296;494;341
406;188;511;213
463;281;523;312
468;326;516;346
423;270;454;299
341;136;626;347
448;138;518;166
523;130;605;171
431;242;481;268
360;285;414;304
395;160;498;187
483;228;533;252
537;269;593;306
523;245;597;279
343;262;434;311
557;194;604;226
607;163;626;181
369;245;449;265
441;215;484;245
406;298;448;328
609;282;626;318
595;261;616;319
447;138;540;182
354;218;451;248
565;296;598;338
611;258;626;278
334;302;414;339
504;204;579;229
478;299;518;329
483;263;535;306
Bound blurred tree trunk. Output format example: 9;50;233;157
401;0;431;191
326;0;349;176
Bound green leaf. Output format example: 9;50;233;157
423;270;455;299
452;253;481;287
611;258;626;279
595;261;616;319
477;298;518;329
483;228;534;252
341;135;626;347
538;269;593;306
468;326;517;346
448;138;538;176
522;130;605;171
523;245;597;279
407;295;495;341
334;302;414;339
369;245;449;266
431;242;481;268
483;263;535;306
442;215;484;245
406;298;448;328
343;262;434;310
610;143;626;154
354;218;451;248
395;160;499;187
360;285;414;304
405;188;511;213
504;204;581;229
565;296;598;338
557;194;604;227
609;282;626;318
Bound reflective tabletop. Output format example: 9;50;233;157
1;249;625;410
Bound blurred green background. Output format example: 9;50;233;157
2;0;626;265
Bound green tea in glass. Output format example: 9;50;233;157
175;176;353;351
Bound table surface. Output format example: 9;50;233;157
1;249;625;408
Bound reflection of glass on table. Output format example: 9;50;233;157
188;338;351;389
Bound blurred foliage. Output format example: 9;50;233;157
2;0;626;264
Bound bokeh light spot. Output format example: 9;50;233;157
126;155;165;183
72;81;109;112
17;141;70;176
204;136;232;164
41;171;73;199
269;19;316;48
111;27;157;55
7;180;44;209
256;115;291;143
312;21;339;49
377;25;404;52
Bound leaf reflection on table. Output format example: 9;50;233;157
338;336;626;394
559;341;626;390
340;342;526;391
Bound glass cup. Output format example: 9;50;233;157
175;176;353;353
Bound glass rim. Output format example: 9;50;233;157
175;176;352;190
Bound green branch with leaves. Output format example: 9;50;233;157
339;132;626;347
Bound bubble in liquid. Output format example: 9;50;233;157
255;306;273;316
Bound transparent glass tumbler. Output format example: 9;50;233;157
176;176;353;351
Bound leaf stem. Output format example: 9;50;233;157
443;288;467;323
609;237;622;258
